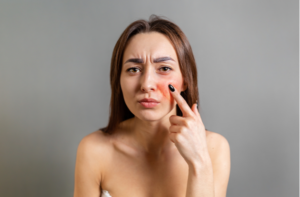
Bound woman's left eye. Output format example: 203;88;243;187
159;67;172;72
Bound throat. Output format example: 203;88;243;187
118;117;175;156
134;127;175;156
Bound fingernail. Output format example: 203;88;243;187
168;84;175;92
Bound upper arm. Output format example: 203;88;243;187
73;133;102;197
207;132;231;197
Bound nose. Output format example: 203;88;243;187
140;65;157;93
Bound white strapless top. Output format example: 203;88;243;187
101;190;112;197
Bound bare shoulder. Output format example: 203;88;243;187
76;130;113;169
205;130;231;196
78;130;112;151
74;130;113;197
205;130;230;158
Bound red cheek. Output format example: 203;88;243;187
157;80;181;101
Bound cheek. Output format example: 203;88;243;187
157;79;182;101
120;75;136;99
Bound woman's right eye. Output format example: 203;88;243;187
127;67;140;73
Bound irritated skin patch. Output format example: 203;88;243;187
157;80;181;106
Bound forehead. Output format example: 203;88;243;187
123;32;178;61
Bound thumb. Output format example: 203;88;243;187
192;103;201;119
192;103;198;115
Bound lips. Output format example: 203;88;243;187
138;98;159;108
138;98;159;103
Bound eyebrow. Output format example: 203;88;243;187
124;56;175;64
124;58;143;64
153;56;175;63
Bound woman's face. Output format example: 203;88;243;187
120;32;186;121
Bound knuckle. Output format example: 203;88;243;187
169;115;176;122
179;127;185;133
169;125;175;132
183;120;189;127
174;134;181;143
185;119;193;128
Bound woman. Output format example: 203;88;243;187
74;15;230;197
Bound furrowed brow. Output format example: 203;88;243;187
153;57;174;63
124;58;144;64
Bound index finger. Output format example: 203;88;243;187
168;84;194;117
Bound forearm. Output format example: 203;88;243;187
186;153;215;197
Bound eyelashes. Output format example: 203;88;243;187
126;67;140;73
126;66;173;73
159;67;172;72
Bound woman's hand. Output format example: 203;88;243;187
168;84;211;168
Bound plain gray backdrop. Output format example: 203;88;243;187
0;1;298;197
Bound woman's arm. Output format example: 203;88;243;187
73;134;102;197
167;84;230;197
186;132;231;197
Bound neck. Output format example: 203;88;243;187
128;112;176;156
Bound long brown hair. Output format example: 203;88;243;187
100;15;199;134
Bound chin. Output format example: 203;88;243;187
135;110;167;122
128;103;175;122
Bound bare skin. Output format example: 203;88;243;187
74;32;231;197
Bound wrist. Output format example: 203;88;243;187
188;153;213;175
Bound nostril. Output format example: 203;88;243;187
141;85;156;92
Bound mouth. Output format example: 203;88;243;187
139;101;159;108
138;98;160;108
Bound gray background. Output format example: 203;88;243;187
0;1;298;197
